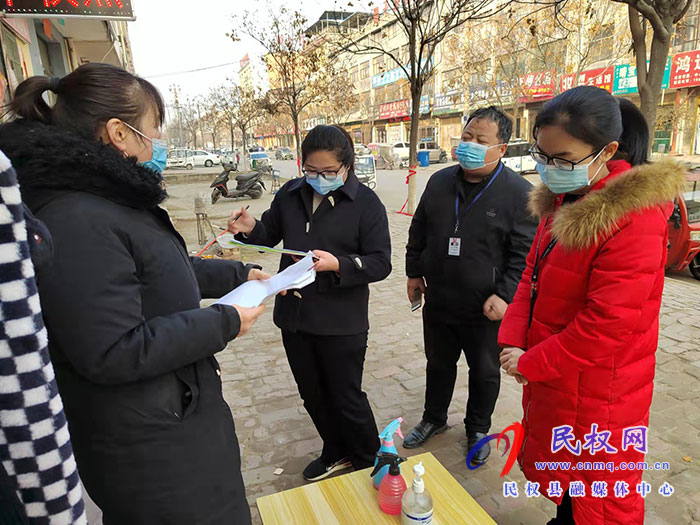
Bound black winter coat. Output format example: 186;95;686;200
406;163;537;323
240;172;391;335
0;119;254;525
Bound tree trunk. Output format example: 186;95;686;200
241;125;248;171
230;123;235;152
638;32;671;141
407;85;423;215
292;112;302;178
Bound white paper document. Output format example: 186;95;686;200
215;254;316;308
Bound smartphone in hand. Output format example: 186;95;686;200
411;288;423;312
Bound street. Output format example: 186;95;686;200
82;168;700;525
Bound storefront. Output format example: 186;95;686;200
433;90;465;152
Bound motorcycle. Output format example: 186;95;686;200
210;163;266;204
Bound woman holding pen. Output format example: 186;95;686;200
228;125;392;481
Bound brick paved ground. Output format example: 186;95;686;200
84;183;699;524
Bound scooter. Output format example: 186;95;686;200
667;167;700;280
210;163;266;204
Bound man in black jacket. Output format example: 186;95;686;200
403;107;537;465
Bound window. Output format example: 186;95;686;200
373;55;385;76
673;1;700;52
420;127;436;142
441;68;461;92
349;66;358;84
589;25;614;64
359;61;370;80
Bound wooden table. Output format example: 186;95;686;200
256;452;495;524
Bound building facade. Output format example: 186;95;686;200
257;2;700;157
1;4;135;110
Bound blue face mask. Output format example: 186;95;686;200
142;139;168;174
123;121;167;174
536;149;604;194
305;172;345;195
455;140;504;170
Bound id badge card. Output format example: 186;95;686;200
448;237;461;257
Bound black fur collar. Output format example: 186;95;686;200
0;119;167;210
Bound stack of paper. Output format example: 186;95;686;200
215;254;316;308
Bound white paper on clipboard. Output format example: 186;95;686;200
215;254;316;308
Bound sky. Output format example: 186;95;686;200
128;0;331;109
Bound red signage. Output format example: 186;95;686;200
518;71;555;102
560;66;614;93
669;50;700;89
3;0;134;20
379;99;410;120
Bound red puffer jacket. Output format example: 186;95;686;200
499;160;685;524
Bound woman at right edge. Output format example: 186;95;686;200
499;86;685;524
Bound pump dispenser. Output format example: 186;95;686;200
401;461;433;524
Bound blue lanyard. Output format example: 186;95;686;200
454;163;503;233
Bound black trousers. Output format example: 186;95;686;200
422;311;501;434
0;462;28;525
549;492;575;524
282;330;379;469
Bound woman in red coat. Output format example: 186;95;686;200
499;86;685;525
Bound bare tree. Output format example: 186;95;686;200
180;103;200;149
229;85;263;170
610;0;694;132
231;6;336;177
454;0;630;134
201;103;223;150
333;0;524;213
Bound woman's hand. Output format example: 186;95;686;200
232;304;266;337
312;250;339;273
227;207;256;235
248;268;286;295
247;268;270;281
499;347;526;377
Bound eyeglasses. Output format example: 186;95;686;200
123;121;167;149
529;145;600;171
302;167;345;180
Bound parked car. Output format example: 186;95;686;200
166;148;195;170
221;150;238;169
450;136;461;161
250;151;272;172
503;140;537;174
420;141;448;163
393;141;448;164
192;149;221;167
393;142;410;161
275;147;294;160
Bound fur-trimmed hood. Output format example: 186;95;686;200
528;159;686;250
0;119;167;210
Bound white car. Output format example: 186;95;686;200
393;142;410;161
393;142;448;163
502;141;537;174
192;150;221;167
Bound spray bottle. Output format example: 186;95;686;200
373;417;404;488
370;452;407;515
401;461;433;524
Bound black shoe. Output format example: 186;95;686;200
467;432;491;466
303;456;352;482
403;420;448;449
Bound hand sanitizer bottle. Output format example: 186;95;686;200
401;461;433;524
